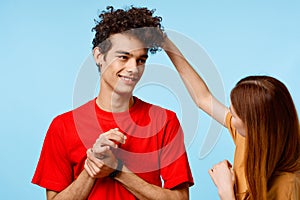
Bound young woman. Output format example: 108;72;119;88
163;37;300;200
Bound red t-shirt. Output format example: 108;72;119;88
32;97;194;199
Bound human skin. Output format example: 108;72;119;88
162;36;247;199
85;33;190;200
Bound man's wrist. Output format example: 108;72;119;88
109;159;123;178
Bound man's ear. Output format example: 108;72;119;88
93;47;104;67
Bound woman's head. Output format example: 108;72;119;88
230;75;300;199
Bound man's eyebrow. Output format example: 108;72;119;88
115;51;130;55
115;51;148;59
140;54;149;59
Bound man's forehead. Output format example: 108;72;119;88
109;33;147;49
109;34;148;55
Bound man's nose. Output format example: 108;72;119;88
125;58;138;73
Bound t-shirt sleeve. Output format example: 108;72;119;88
226;112;238;144
32;116;73;192
159;112;194;189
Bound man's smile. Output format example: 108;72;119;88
118;74;138;83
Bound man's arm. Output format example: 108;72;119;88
46;128;125;200
163;37;229;126
85;129;190;200
46;169;95;200
85;153;190;200
46;150;118;200
115;165;189;200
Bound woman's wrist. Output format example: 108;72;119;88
218;188;236;200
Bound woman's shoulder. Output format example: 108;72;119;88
273;171;300;182
268;171;300;199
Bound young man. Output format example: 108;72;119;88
32;6;194;200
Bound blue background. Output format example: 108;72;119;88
1;0;299;199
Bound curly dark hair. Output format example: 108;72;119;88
92;6;164;54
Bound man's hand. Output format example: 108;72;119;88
84;148;116;179
84;128;126;179
93;128;126;158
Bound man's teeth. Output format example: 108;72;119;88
122;77;134;81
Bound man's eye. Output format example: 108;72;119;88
137;59;146;65
118;56;128;60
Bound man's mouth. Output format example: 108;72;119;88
118;75;137;82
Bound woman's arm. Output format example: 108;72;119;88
163;37;229;126
208;160;236;200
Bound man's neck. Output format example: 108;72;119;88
96;91;134;112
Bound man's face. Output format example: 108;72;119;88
97;33;148;96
